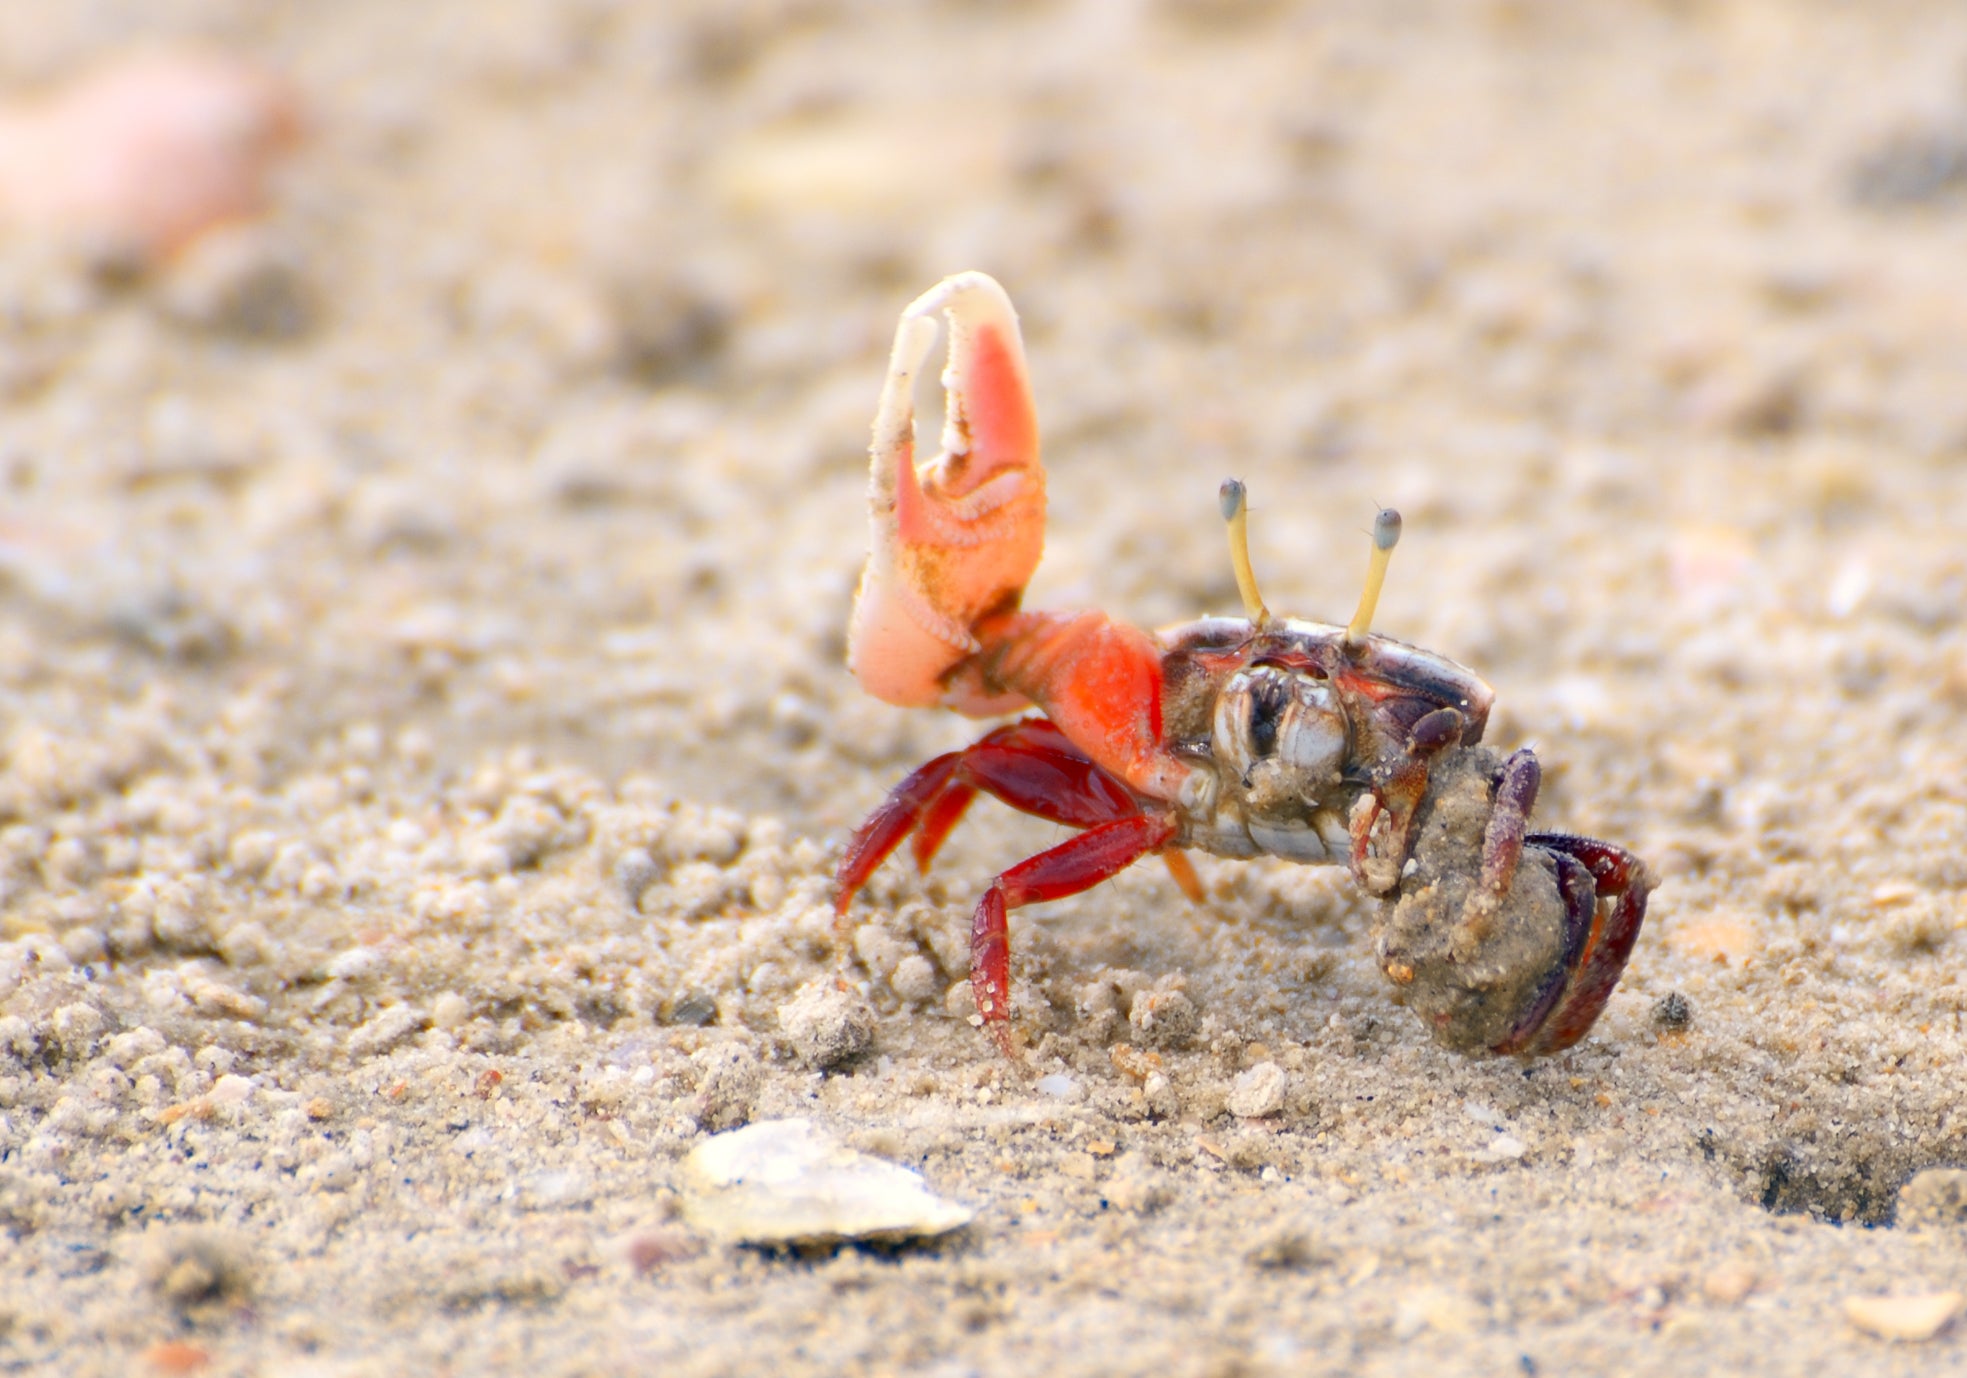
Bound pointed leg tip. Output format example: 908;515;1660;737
986;1020;1019;1060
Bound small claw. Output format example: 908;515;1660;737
848;272;1047;713
1491;834;1656;1056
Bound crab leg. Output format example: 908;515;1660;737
970;813;1180;1055
1479;748;1541;899
906;720;1139;870
847;271;1047;715
1348;704;1467;894
835;718;1198;917
835;720;1139;915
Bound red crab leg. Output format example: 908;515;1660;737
1492;833;1654;1056
834;719;1153;917
834;750;966;917
910;720;1139;871
918;739;1202;898
970;813;1179;1056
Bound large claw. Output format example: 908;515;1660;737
847;272;1047;715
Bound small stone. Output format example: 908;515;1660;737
146;1227;252;1309
1472;1133;1528;1164
617;1227;699;1274
681;1118;972;1246
1702;1263;1757;1305
691;1042;759;1131
1059;1150;1097;1181
1652;991;1693;1031
777;981;875;1070
207;1074;253;1107
615;849;660;906
140;1340;213;1376
517;1169;591;1210
346;1004;423;1057
1843;1291;1962;1342
159;225;313;338
1897;1169;1967;1229
1128;987;1199;1048
943;981;975;1019
1227;1061;1287;1119
1245;1226;1332;1272
1035;1073;1081;1101
430;991;471;1030
667;992;718;1027
1392;1286;1482;1338
888;954;940;1005
1667;915;1759;965
0;49;300;264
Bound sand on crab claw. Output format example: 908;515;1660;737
847;271;1047;716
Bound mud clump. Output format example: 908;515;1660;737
777;980;876;1070
1372;747;1569;1054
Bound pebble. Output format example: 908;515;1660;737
1897;1168;1967;1229
146;1227;252;1308
1128;987;1200;1048
1471;1133;1529;1164
776;981;875;1070
681;1118;972;1246
888;954;941;1006
1227;1061;1287;1119
1701;1263;1757;1306
1842;1291;1962;1343
1392;1286;1482;1338
1035;1073;1082;1101
1666;914;1759;966
158;225;312;338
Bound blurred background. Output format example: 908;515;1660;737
2;3;1966;1369
3;1;1965;835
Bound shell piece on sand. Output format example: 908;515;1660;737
1842;1291;1962;1342
681;1118;973;1246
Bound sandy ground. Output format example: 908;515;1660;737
1;1;1965;1373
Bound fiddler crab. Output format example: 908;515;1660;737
835;272;1654;1059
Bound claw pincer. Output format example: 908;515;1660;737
848;272;1045;714
836;272;1653;1059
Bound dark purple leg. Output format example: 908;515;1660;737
1480;748;1542;899
1349;706;1467;894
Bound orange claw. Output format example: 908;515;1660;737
847;271;1047;716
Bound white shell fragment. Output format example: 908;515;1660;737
681;1118;973;1246
1843;1291;1962;1343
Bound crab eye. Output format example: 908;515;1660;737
1212;668;1275;777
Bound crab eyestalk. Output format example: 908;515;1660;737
1218;479;1271;628
1345;507;1402;645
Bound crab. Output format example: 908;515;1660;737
834;272;1653;1058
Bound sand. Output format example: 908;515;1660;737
0;2;1964;1374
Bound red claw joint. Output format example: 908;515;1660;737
836;272;1653;1059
